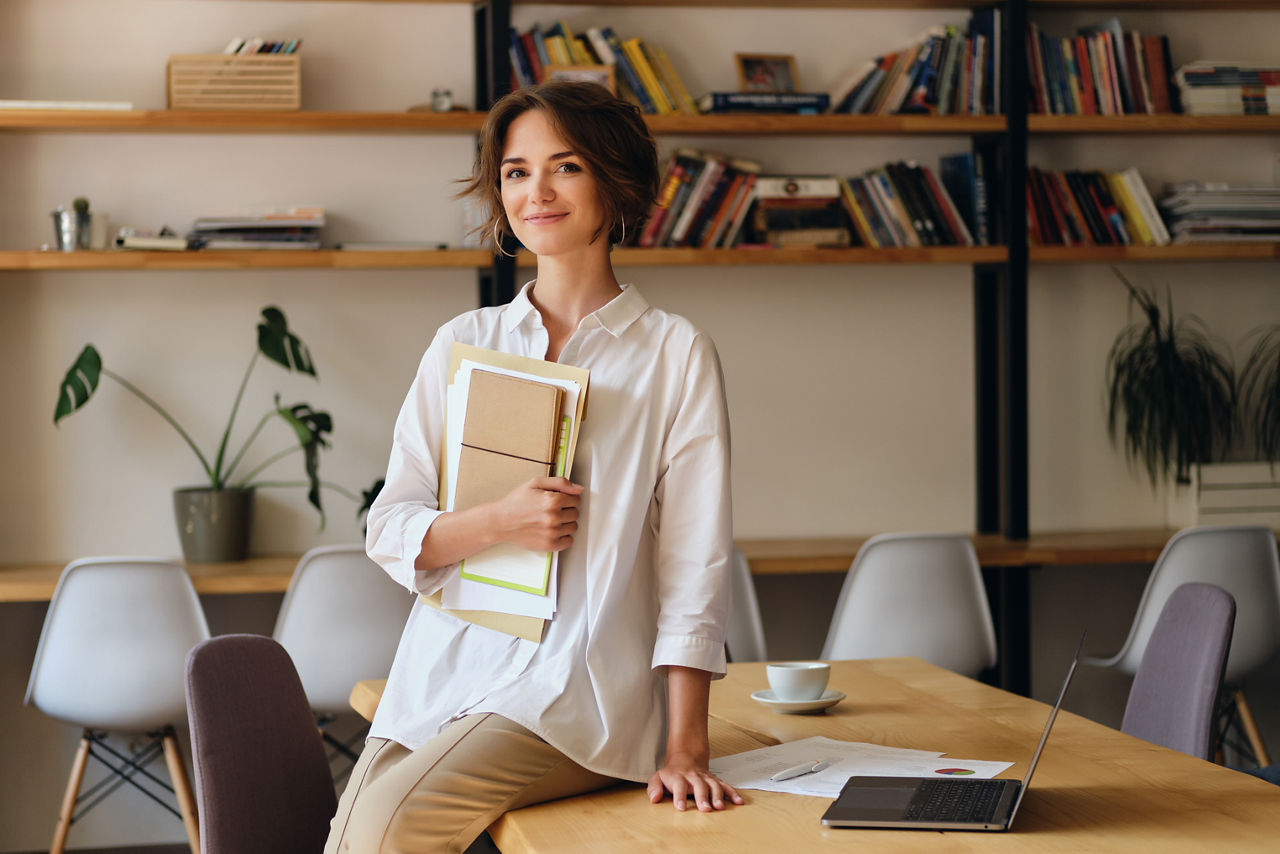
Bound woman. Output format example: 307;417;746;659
327;81;741;854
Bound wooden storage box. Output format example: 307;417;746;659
167;54;300;111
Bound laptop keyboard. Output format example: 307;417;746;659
905;779;1009;823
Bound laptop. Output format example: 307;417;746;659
820;634;1084;831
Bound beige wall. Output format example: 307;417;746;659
2;1;1279;849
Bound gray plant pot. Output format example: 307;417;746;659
173;486;254;563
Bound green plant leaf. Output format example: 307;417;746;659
359;478;384;519
53;344;102;424
274;399;332;519
257;306;317;377
1240;327;1280;463
1104;270;1236;488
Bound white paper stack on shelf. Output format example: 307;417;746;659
1159;181;1280;242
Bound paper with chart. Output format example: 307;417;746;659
439;358;583;617
709;736;1013;798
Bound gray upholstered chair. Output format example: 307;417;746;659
186;634;338;854
1121;582;1236;761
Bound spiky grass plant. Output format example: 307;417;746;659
1240;326;1280;466
1105;270;1236;487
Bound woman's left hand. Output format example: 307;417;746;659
646;751;744;812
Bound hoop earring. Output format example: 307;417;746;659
617;217;626;245
493;222;515;258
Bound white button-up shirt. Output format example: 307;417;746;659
365;282;732;782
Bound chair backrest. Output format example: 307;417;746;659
26;557;210;732
272;545;413;715
725;548;768;662
820;532;998;677
1122;582;1236;760
1105;526;1280;683
186;634;338;854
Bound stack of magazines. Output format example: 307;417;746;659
1175;62;1280;115
1159;182;1280;242
188;207;325;250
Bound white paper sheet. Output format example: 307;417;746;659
709;735;1014;798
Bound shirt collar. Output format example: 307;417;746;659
501;280;649;338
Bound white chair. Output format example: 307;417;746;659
272;545;414;770
25;557;208;854
821;533;998;678
725;548;768;662
1084;525;1280;764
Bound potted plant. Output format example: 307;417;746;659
54;306;355;561
1104;269;1237;489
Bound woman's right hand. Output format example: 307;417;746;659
490;477;584;552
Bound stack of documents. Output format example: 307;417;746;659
421;343;589;641
709;736;1013;798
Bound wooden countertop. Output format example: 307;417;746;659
1;528;1244;603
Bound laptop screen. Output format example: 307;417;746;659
1007;632;1085;823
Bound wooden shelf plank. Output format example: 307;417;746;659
0;109;1004;136
1030;0;1280;9
7;529;1235;602
0;249;493;270
1030;115;1280;134
0;109;487;134
605;246;1009;265
647;114;1006;135
1031;243;1280;262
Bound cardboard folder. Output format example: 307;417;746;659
419;343;589;643
453;370;564;512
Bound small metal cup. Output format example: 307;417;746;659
52;209;78;251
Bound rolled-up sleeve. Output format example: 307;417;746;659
365;326;459;595
650;332;733;678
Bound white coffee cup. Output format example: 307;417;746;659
766;662;831;702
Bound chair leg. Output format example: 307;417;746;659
162;729;201;853
51;732;91;854
1234;689;1272;767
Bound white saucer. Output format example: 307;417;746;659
750;688;846;714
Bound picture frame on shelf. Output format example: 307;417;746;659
735;53;799;93
545;64;616;95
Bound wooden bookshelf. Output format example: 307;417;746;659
1030;115;1280;134
0;249;493;270
0;109;487;134
0;109;1004;137
1031;244;1280;262
1029;1;1280;9
648;114;1006;135
607;246;1009;265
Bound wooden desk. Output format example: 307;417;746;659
350;661;1280;852
0;555;299;602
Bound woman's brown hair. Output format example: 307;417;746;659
459;81;660;247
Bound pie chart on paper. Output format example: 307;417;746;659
935;768;977;776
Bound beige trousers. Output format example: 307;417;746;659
324;714;616;854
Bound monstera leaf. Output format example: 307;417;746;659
53;345;102;424
257;306;317;377
276;397;333;519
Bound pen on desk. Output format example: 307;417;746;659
769;760;830;782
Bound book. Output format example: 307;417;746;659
1120;167;1170;245
767;227;851;248
622;38;673;113
646;43;698;115
874;40;923;115
828;59;877;114
117;234;190;251
837;177;879;248
697;91;831;113
720;174;759;248
918;163;973;246
939;153;983;246
599;27;654;113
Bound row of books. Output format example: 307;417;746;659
631;150;991;250
1160;182;1280;242
1027;18;1178;115
509;22;697;115
221;36;302;55
827;8;1001;116
1026;166;1168;247
187;207;325;250
1175;62;1280;115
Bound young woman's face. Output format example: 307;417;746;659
499;109;607;258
